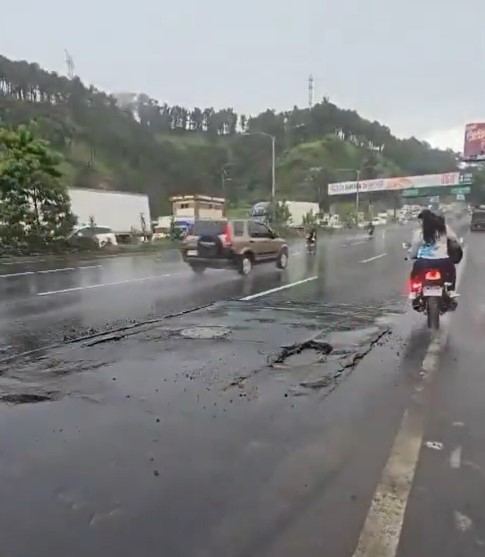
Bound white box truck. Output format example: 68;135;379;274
250;201;320;227
286;201;320;227
68;188;151;238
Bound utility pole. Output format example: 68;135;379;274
356;169;361;218
243;132;276;200
308;74;314;109
65;49;75;79
221;163;233;208
271;135;276;200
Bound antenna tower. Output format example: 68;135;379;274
65;49;75;79
308;74;314;109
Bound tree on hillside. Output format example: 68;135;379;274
0;53;459;215
470;168;485;204
0;125;76;250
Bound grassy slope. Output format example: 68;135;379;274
56;133;406;206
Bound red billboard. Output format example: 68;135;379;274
464;123;485;160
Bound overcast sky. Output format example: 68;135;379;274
2;0;484;150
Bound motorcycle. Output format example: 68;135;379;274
306;238;317;254
403;240;463;330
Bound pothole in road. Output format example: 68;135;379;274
179;326;231;340
271;339;333;366
261;326;391;396
318;326;381;354
0;392;56;404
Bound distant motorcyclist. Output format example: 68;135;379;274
409;209;458;293
366;221;375;236
306;227;317;244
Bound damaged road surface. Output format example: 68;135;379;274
2;222;481;557
0;296;419;557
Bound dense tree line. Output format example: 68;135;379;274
0;54;458;215
0;125;75;253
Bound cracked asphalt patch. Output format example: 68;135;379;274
0;299;406;406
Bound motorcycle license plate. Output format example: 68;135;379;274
423;286;442;296
187;249;198;256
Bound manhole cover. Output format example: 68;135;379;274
180;326;230;339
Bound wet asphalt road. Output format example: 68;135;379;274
0;228;405;357
1;218;484;557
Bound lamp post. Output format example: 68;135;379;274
334;166;375;220
243;132;276;200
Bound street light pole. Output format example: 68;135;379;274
243;132;276;200
356;168;361;217
271;135;276;200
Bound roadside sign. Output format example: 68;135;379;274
450;186;471;195
459;172;473;185
402;189;419;197
456;194;465;201
464;123;485;161
402;183;472;198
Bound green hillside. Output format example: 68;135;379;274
0;54;459;216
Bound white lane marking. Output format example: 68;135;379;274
352;409;424;557
450;446;462;469
240;276;318;301
0;271;36;278
0;259;48;266
0;265;101;278
342;240;367;247
37;273;176;296
353;249;468;557
37;265;101;274
360;253;387;263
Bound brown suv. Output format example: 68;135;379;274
181;219;288;275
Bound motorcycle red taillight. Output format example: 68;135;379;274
410;281;422;292
222;224;232;247
425;270;441;281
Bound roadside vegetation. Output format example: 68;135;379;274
2;53;483;259
0;125;76;254
0;54;460;218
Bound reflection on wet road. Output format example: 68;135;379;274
2;219;484;557
0;229;403;357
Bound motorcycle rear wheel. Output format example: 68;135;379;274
427;297;440;330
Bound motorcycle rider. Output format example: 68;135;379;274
306;227;317;245
366;220;375;236
409;208;458;297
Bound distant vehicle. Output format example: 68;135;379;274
69;225;117;248
471;207;485;231
371;217;387;226
152;224;187;241
250;201;319;227
285;201;320;227
69;188;150;240
181;219;288;276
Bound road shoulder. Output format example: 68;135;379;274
397;241;485;556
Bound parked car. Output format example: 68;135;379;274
181;219;288;275
69;225;118;248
